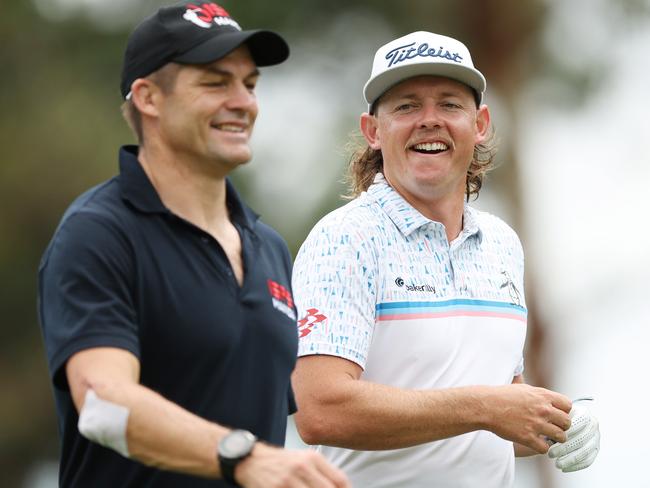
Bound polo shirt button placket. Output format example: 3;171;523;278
199;234;236;285
447;245;462;291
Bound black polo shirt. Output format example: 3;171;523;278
38;145;298;487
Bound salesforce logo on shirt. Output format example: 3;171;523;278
395;277;435;293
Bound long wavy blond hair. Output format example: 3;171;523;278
345;125;497;201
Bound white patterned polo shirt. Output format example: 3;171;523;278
292;173;527;488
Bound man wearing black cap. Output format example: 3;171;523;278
38;2;349;487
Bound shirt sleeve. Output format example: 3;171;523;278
287;384;297;415
292;214;377;369
38;211;140;389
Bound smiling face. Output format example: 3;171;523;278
153;46;260;175
361;75;490;210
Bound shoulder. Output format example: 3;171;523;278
40;179;133;270
64;177;124;218
304;196;382;244
294;196;383;274
57;178;130;236
469;207;524;260
472;208;521;240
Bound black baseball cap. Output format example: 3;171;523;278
120;1;289;98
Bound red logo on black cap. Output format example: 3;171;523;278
183;2;241;30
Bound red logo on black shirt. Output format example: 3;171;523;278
297;308;327;338
267;279;296;320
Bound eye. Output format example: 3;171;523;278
442;102;462;110
395;103;416;112
200;74;228;87
203;80;226;88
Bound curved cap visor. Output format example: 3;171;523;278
364;61;486;108
174;29;289;67
362;31;487;110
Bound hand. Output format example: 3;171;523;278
548;403;600;472
486;384;572;454
235;442;350;488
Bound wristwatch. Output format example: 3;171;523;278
218;429;257;486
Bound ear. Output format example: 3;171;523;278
130;78;163;119
360;112;381;150
474;104;491;145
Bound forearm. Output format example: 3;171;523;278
83;379;228;477
119;382;225;475
67;348;229;478
294;355;572;453
295;377;491;450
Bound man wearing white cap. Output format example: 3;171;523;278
291;31;600;487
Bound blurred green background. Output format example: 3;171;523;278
3;1;649;486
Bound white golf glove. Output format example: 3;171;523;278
548;402;600;472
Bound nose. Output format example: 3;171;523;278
417;101;442;129
225;82;257;114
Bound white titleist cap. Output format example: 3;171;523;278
363;31;486;112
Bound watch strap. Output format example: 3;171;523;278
220;458;238;486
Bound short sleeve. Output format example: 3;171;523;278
292;214;377;369
287;384;297;415
38;211;140;389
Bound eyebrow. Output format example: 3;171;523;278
201;65;260;79
394;90;465;100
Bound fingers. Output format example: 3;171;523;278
551;393;573;413
535;401;571;447
528;436;556;455
565;404;592;437
553;432;600;471
549;420;599;459
560;447;599;472
543;409;571;440
491;385;574;453
236;445;349;488
528;387;571;432
547;403;600;473
540;424;567;446
290;466;334;488
312;452;350;488
550;406;573;432
548;408;599;459
292;451;349;488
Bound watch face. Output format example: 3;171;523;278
220;430;256;458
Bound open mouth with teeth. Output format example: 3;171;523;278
411;142;449;154
212;123;246;133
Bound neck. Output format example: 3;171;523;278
137;142;231;234
417;196;465;243
384;175;465;243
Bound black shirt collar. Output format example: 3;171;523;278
118;145;258;230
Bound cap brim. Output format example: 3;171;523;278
173;30;289;67
364;62;486;107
